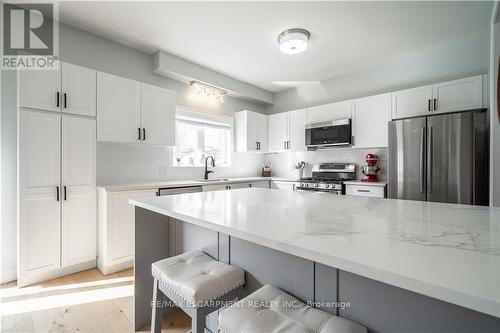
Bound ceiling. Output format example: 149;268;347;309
59;1;492;93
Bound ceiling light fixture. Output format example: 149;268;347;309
189;81;227;102
277;28;310;55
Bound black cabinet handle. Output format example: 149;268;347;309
433;98;437;111
64;93;67;108
249;183;252;188
142;128;146;141
63;186;67;200
56;186;59;201
138;128;141;140
357;189;370;193
56;92;60;107
428;99;431;111
284;141;286;150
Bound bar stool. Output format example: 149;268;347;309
150;250;245;333
219;284;367;333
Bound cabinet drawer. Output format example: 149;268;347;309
346;185;385;198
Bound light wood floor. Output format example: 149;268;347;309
1;268;190;332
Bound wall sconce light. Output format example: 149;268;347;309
189;81;226;102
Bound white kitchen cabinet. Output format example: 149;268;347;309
61;117;96;267
432;75;483;114
202;184;229;192
19;62;96;116
97;72;176;146
248;181;270;189
61;63;97;116
18;110;96;287
141;83;176;146
235;110;268;152
268;109;307;152
19;111;62;283
353;93;391;148
307;100;352;123
97;72;142;143
391;85;432;119
346;184;386;198
288;109;308;151
97;188;157;275
268;112;289;152
391;75;485;119
271;181;296;191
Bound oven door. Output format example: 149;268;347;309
305;119;352;148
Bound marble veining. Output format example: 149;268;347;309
130;188;500;318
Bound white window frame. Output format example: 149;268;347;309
172;106;233;168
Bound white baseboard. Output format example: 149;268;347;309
1;269;17;284
17;260;96;287
97;258;133;275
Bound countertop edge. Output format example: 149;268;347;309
129;197;500;319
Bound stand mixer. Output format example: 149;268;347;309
361;154;381;182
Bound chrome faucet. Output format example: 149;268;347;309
204;155;215;180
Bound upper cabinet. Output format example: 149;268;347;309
19;62;96;116
352;93;391;148
268;108;307;152
235;110;268;152
392;75;485;119
97;72;176;146
307;100;352;123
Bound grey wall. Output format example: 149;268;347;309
265;36;490;114
491;4;500;207
1;70;18;283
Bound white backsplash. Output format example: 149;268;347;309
265;147;388;181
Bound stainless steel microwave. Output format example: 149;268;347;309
305;119;352;149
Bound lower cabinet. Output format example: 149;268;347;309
271;181;296;191
97;188;158;275
202;181;270;192
345;183;386;198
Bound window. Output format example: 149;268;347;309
173;110;231;167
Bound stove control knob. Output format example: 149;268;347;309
306;184;309;187
326;184;330;188
315;184;319;188
299;183;304;187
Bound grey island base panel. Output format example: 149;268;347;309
134;207;500;333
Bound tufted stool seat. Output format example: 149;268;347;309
150;250;245;333
219;284;367;333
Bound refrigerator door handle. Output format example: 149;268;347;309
420;127;425;193
428;126;433;193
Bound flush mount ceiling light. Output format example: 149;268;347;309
189;81;227;102
277;28;310;55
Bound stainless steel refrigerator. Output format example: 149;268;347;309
388;110;489;205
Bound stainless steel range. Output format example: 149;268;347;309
295;163;356;194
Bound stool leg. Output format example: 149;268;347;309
151;278;162;333
192;309;206;333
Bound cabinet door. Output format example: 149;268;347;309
202;184;229;192
391;85;432;119
268;112;289;152
18;111;61;278
255;112;268;152
353;93;391;148
248;181;270;189
271;181;296;191
61;63;96;117
307;100;352;123
141;84;176;146
227;183;248;190
288;109;307;151
246;111;259;151
109;190;157;263
97;72;141;143
19;67;61;112
432;75;483;114
61;117;96;266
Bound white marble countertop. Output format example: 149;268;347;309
130;188;500;318
344;180;387;187
98;177;296;191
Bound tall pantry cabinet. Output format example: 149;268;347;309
18;63;97;287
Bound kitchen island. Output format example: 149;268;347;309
130;188;500;332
